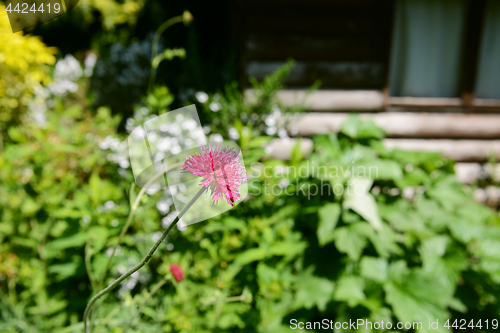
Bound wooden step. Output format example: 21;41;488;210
287;112;500;139
267;138;500;162
247;89;500;112
273;89;385;111
383;139;500;162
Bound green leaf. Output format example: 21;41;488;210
354;159;403;180
340;115;385;139
426;176;470;211
89;171;101;206
48;262;81;281
333;225;367;260
233;248;268;266
384;278;449;333
87;226;109;253
294;268;334;311
140;306;157;319
360;257;388;283
334;276;365;307
290;138;303;164
269;241;308;257
257;263;279;284
46;233;87;252
343;178;382;231
317;203;341;246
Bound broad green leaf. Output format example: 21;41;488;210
48;262;80;281
317;203;341;246
257;263;279;284
354;159;403;180
426;176;470;211
87;226;109;253
333;225;367;260
46;233;87;252
343;178;382;231
340;115;385;139
334;276;365;307
294;268;334;311
233;248;268;266
360;257;388;283
385;282;448;333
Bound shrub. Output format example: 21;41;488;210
0;6;57;126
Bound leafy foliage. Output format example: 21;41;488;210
1;60;500;333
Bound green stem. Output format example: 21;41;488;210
85;240;97;290
0;126;4;155
84;185;206;333
96;162;182;290
148;15;184;93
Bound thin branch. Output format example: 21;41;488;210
84;186;206;333
148;16;184;93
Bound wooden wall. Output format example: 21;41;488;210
238;0;394;89
236;0;500;169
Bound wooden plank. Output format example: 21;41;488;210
268;138;500;163
474;99;500;108
246;61;386;88
245;34;388;62
390;97;500;110
288;112;500;138
264;90;500;111
383;139;500;162
266;138;314;161
272;89;385;111
389;97;463;107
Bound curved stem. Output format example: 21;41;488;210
97;162;182;290
84;185;206;333
148;15;184;93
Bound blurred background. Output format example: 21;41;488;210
1;0;500;332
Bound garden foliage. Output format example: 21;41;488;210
1;80;500;332
0;31;499;332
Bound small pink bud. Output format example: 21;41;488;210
169;264;185;283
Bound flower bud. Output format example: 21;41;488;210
169;263;185;282
183;11;193;25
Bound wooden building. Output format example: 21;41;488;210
236;0;500;167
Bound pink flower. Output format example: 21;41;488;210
182;144;246;206
169;264;185;283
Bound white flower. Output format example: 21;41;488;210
209;101;221;112
228;127;240;140
195;91;209;103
